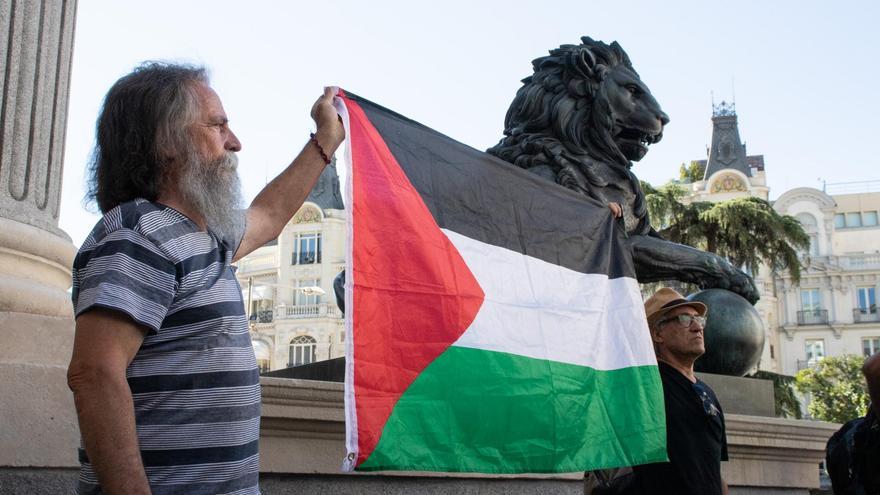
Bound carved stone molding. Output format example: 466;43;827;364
781;326;795;341
291;204;323;224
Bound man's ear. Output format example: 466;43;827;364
650;325;664;344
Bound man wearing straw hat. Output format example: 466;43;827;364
632;288;729;495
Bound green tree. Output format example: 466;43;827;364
795;355;870;424
641;182;810;283
678;161;706;183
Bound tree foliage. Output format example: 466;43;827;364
678;161;706;183
795;355;870;424
642;181;810;283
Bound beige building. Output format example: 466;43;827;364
235;162;346;372
773;187;880;377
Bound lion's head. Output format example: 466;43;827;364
488;37;669;189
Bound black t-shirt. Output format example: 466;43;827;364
631;362;728;495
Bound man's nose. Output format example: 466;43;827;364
226;130;242;152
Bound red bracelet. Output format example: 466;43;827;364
309;132;332;164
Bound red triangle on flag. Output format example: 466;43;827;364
343;94;485;467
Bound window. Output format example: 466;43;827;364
836;211;879;229
295;279;321;306
289;335;317;366
805;339;825;364
794;213;818;256
857;287;877;314
864;337;880;357
292;232;321;265
246;281;275;323
253;340;272;374
846;212;862;228
796;213;817;227
801;289;821;311
808;234;819;256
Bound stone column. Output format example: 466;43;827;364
0;0;79;470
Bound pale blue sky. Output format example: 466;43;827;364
60;0;878;246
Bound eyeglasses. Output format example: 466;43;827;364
657;314;706;328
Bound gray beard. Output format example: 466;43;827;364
178;151;245;242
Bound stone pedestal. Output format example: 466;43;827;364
697;372;776;417
0;0;79;472
258;377;837;494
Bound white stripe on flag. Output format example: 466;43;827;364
334;89;359;472
445;229;657;371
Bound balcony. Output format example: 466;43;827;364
838;253;880;271
249;309;274;323
853;309;880;323
797;309;828;325
797;359;822;371
276;303;341;320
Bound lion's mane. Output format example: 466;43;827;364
487;36;649;225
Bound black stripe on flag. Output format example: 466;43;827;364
344;92;635;279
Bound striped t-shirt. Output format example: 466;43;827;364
71;199;260;495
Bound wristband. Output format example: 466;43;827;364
309;132;332;164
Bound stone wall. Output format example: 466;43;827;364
259;377;837;494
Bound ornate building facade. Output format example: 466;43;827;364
773;188;880;376
684;101;769;203
235;161;346;372
681;102;880;378
680;101;779;371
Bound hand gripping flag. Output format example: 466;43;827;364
334;89;667;473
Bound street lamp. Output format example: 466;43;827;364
245;277;326;323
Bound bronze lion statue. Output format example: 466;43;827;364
488;37;759;303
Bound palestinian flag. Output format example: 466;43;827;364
333;89;666;474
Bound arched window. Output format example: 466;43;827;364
796;212;817;227
252;340;271;374
795;213;819;256
289;335;317;367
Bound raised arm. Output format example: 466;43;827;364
235;88;345;260
67;308;150;495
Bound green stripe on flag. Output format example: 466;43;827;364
358;346;668;473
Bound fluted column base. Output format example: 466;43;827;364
0;217;78;467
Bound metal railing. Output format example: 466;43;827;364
797;309;828;325
853;308;880;323
248;309;274;323
824;179;880;195
797;359;822;371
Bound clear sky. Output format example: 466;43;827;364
59;0;879;246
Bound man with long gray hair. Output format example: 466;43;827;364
66;62;344;494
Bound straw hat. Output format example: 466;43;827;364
644;288;707;327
